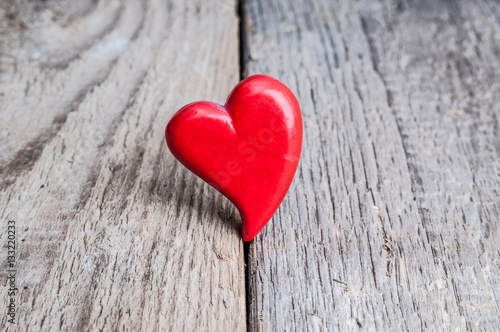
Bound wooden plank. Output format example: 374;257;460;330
0;0;246;330
242;0;500;330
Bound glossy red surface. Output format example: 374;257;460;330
165;75;303;241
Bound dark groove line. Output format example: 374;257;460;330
238;0;248;81
238;0;252;331
244;239;251;331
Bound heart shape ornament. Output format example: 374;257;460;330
165;75;302;241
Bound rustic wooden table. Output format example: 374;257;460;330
1;0;499;330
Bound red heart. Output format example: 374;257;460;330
165;75;302;241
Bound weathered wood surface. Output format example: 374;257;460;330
1;0;500;331
242;0;500;331
0;0;245;330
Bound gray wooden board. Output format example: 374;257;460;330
0;0;246;330
1;0;500;331
242;0;500;331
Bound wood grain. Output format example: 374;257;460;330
0;0;245;330
242;0;500;330
2;0;500;330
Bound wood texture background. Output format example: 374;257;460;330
1;0;499;331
